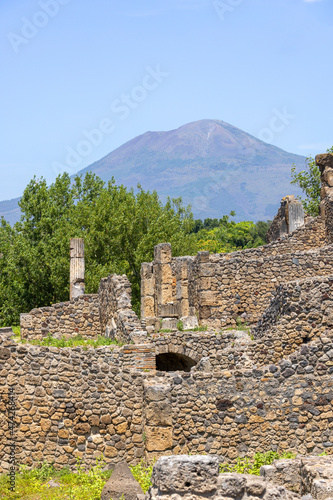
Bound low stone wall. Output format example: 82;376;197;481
20;273;148;344
20;294;100;340
220;215;325;259
146;455;333;500
99;274;146;343
261;455;333;498
147;455;299;500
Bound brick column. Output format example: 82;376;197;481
70;238;85;300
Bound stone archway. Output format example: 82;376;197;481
156;352;197;372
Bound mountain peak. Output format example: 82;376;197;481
79;119;304;221
0;119;306;224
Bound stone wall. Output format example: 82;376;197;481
150;329;252;372
151;244;333;330
99;274;147;344
141;218;326;330
316;153;333;244
316;153;333;216
1;327;332;471
0;333;145;472
251;275;333;365
143;335;333;461
191;246;333;328
20;294;100;340
20;273;148;344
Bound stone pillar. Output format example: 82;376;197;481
287;198;305;233
141;262;155;319
175;258;198;329
316;153;333;243
143;378;173;461
70;238;85;300
176;259;190;318
266;196;304;243
154;243;174;317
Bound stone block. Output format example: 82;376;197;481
288;202;305;233
154;243;172;264
159;303;179;318
156;283;173;307
141;296;155;318
151;455;219;492
145;426;173;452
196;251;210;263
200;290;222;306
145;402;172;426
180;316;199;330
316;153;333;173
161;318;178;331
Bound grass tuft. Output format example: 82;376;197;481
12;332;123;349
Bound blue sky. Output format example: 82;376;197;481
0;0;332;201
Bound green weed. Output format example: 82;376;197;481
0;457;111;499
220;451;296;475
177;320;184;331
130;459;155;492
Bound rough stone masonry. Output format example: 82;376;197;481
145;454;333;500
1;152;332;472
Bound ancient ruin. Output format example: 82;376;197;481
144;454;333;500
0;153;333;472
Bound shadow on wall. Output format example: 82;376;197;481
156;352;197;372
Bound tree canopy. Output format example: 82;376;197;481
291;147;333;216
0;173;198;325
193;214;270;254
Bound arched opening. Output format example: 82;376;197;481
156;352;197;372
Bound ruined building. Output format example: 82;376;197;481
0;153;333;471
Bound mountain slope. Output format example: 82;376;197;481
0;119;306;223
0;197;21;225
79;119;305;221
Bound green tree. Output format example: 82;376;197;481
291;147;333;216
196;214;271;253
0;173;197;325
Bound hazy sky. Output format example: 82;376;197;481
1;0;332;201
